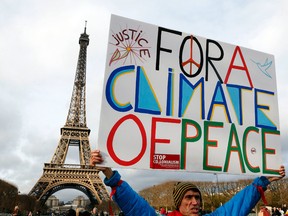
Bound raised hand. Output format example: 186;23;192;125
268;165;285;182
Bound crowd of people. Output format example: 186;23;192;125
66;207;123;216
258;206;288;216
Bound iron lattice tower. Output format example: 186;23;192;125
29;24;110;205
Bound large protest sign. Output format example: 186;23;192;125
97;14;281;176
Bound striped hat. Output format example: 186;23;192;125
172;182;202;208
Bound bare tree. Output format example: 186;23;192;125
0;179;18;212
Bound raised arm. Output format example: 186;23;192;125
210;165;286;216
90;150;156;216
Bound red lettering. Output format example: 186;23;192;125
107;114;147;166
224;46;253;88
150;117;181;168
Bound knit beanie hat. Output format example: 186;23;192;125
172;182;202;208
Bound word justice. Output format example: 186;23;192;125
111;27;150;58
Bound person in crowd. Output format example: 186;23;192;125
90;150;285;216
282;204;287;214
12;206;21;216
118;211;125;216
279;208;285;216
272;207;282;216
258;206;271;216
91;207;98;216
160;207;167;216
79;211;91;216
66;209;76;216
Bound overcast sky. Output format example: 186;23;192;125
1;0;288;202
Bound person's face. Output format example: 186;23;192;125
178;190;201;216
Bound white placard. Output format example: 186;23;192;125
97;14;281;176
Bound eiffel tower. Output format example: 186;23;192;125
29;23;110;205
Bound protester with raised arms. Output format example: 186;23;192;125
90;149;285;216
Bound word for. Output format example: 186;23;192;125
156;27;253;87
